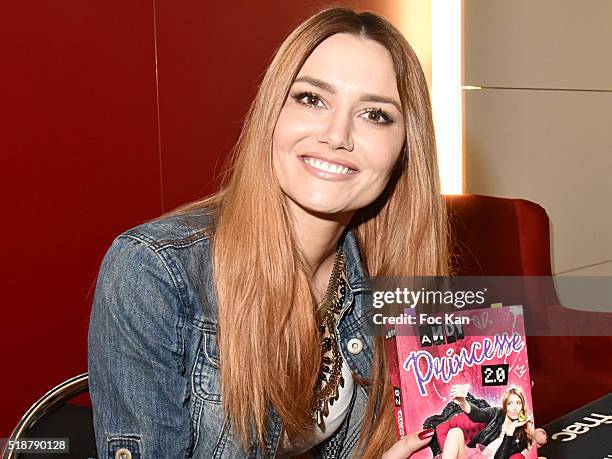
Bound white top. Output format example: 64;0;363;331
481;434;504;457
278;359;354;457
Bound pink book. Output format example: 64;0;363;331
385;305;538;458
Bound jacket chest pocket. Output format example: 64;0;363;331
188;328;283;458
191;328;222;403
189;329;227;456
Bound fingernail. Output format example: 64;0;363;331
418;428;435;440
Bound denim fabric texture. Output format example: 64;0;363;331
88;210;374;458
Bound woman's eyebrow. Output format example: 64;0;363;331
360;94;402;113
293;76;402;112
294;76;336;93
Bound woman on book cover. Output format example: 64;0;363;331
441;386;535;459
88;6;446;459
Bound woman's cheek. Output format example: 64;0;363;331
363;145;402;177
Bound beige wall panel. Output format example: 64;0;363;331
464;0;612;90
464;89;612;275
561;261;612;276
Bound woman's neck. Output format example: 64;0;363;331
286;200;354;301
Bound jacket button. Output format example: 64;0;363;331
347;338;363;354
115;448;132;459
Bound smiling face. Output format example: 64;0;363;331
272;32;406;218
505;393;524;420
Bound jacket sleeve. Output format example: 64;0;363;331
466;402;498;424
88;235;191;458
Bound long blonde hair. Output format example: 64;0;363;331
166;7;449;457
502;386;534;447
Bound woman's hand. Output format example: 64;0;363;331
449;384;470;413
504;419;528;436
381;429;435;459
534;427;548;447
534;427;549;459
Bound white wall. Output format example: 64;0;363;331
463;0;612;276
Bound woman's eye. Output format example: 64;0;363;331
363;108;393;125
292;92;324;108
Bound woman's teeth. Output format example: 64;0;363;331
303;157;354;175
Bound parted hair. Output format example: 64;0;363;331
502;386;534;447
165;6;449;457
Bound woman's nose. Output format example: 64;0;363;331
317;109;354;151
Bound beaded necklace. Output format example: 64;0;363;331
312;248;347;430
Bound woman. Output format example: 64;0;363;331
88;6;446;458
441;386;534;459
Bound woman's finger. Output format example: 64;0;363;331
534;428;549;447
382;429;435;459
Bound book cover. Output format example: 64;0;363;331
385;305;538;458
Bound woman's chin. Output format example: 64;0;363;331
289;197;351;217
303;205;351;219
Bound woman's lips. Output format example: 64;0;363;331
299;155;359;181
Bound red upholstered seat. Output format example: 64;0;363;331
435;413;486;448
435;413;524;459
445;194;612;425
446;194;552;277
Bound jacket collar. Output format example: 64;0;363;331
341;229;371;293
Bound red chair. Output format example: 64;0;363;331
445;194;612;424
435;413;524;459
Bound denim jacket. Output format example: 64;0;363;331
88;209;375;458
